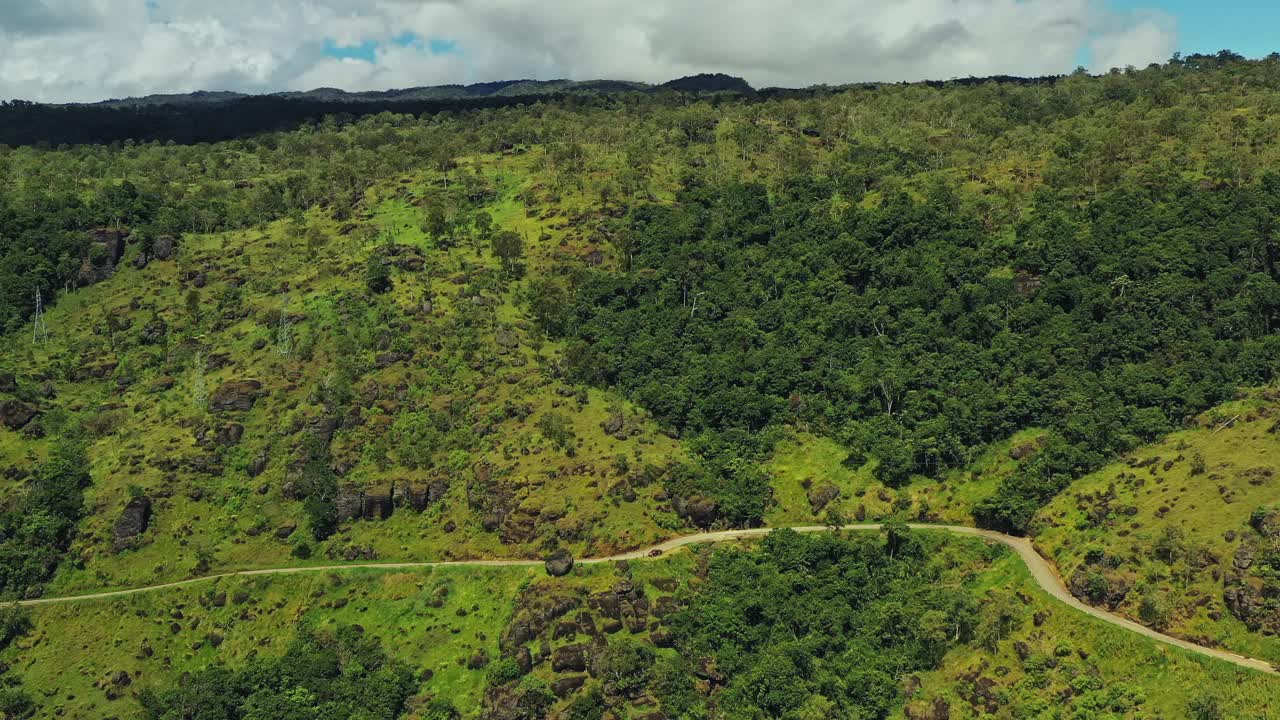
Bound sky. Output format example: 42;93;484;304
0;0;1270;103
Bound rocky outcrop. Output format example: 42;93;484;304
392;483;427;512
0;372;16;394
113;495;152;551
1224;575;1277;633
0;400;38;430
78;228;128;286
210;380;262;413
499;586;582;651
672;493;719;528
601;410;624;437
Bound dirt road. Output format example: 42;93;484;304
13;523;1277;676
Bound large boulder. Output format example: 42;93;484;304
306;416;339;445
551;644;588;673
113;495;153;551
0;372;16;394
0;400;37;430
210;380;262;413
807;483;841;514
550;675;587;698
545;549;575;577
152;235;177;260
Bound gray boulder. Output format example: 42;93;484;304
545;549;575;577
113;496;153;551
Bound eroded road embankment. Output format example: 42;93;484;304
13;523;1277;676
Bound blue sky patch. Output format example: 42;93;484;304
322;33;460;64
322;38;379;63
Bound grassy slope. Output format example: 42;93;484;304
1034;390;1280;665
898;550;1280;720
767;427;1048;526
6;550;700;720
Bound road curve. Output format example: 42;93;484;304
12;524;1277;677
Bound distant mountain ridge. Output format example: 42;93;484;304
75;73;753;109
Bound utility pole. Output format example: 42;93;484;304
277;292;293;358
32;288;49;344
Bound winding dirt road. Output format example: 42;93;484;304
12;524;1277;676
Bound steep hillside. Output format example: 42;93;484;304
1;157;691;599
2;54;1280;719
1035;390;1280;663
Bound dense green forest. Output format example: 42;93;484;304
1;51;1279;719
559;175;1280;533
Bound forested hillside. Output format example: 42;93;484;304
0;51;1278;719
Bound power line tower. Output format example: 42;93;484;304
32;288;49;345
277;292;293;358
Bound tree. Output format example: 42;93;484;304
881;518;911;560
492;230;524;276
536;412;575;453
595;639;655;698
185;288;201;325
421;204;447;239
365;256;392;294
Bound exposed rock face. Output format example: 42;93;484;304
306;416;339;445
362;487;393;520
210;380;262;413
1224;576;1277;633
247;451;269;478
513;646;532;675
140;318;168;345
113;495;153;550
544;549;575;577
336;487;365;522
0;400;38;430
392;482;432;512
215;423;244;446
499;586;582;652
0;372;16;393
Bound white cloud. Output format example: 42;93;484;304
0;0;1177;103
